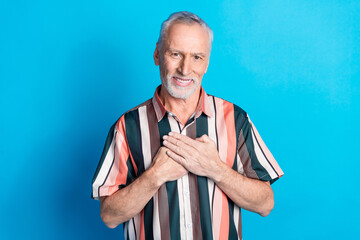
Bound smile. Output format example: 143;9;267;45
173;76;193;87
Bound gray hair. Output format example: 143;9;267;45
157;11;213;52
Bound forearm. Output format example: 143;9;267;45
212;162;274;217
100;167;161;228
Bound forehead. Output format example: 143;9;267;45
165;22;210;54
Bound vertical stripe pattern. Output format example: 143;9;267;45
92;87;284;239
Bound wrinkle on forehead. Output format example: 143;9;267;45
164;23;211;57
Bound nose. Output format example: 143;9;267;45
178;56;192;76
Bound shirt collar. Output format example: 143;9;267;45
152;85;214;122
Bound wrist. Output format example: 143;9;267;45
148;164;166;188
210;160;228;183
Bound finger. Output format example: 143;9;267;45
164;135;197;156
168;132;201;148
196;135;216;148
166;150;187;167
196;134;209;142
163;138;192;158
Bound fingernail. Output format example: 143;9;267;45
169;132;174;136
163;135;168;139
163;140;168;145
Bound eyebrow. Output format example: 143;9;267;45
167;48;207;57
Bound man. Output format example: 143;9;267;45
92;11;283;240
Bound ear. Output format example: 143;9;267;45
204;59;210;73
153;43;160;66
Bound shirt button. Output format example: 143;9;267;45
186;223;192;228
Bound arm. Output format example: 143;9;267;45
210;160;273;217
163;132;274;217
100;147;188;228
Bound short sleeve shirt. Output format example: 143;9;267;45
92;86;284;240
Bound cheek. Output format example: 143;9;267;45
193;63;208;75
164;61;179;73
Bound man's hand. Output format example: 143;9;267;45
163;132;274;216
100;146;188;228
163;132;222;181
152;146;188;186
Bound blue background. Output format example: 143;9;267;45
1;0;359;239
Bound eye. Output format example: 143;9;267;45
194;55;202;60
171;52;180;58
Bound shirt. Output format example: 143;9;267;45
92;86;284;240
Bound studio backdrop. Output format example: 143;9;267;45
1;1;359;239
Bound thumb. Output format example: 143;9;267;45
196;134;210;142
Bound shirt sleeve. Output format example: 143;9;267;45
91;116;137;200
237;115;284;184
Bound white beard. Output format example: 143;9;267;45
161;75;200;100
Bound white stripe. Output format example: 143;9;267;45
139;105;161;239
177;175;186;240
207;96;217;145
168;116;186;239
152;193;161;239
139;105;162;238
207;98;216;217
168;113;181;133
92;130;118;199
215;98;228;164
182;172;193;240
236;152;245;175
178;125;192;239
124;221;128;240
233;205;240;239
207;178;214;220
139;106;152;170
128;219;136;240
133;213;141;240
251;129;277;179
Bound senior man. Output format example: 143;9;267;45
92;11;283;240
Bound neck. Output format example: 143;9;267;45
159;86;201;125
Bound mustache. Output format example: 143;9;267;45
167;75;199;82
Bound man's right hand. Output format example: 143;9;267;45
100;147;187;228
152;147;188;186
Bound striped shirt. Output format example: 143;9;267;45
92;86;284;240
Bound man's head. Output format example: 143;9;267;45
157;12;213;53
154;11;213;100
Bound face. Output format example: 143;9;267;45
154;22;211;100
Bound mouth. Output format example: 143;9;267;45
172;76;193;87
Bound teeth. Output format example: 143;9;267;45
175;77;191;82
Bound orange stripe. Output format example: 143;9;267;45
219;192;229;240
219;100;234;239
212;186;222;239
108;117;130;195
213;98;227;239
223;101;236;167
129;150;138;176
139;210;145;240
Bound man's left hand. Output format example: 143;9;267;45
163;132;224;181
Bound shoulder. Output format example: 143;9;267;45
208;94;248;118
114;98;153;131
126;98;153;113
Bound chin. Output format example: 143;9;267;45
167;84;198;99
161;75;200;100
